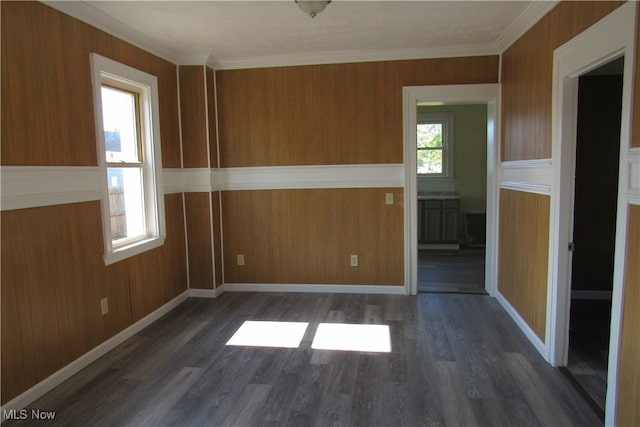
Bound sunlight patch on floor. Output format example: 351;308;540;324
311;323;391;353
226;321;309;348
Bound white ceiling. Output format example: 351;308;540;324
46;1;558;69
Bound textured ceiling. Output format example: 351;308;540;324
48;1;556;67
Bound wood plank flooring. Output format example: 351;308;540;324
566;298;612;415
418;249;486;294
6;292;602;426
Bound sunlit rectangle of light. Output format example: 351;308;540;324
225;321;309;348
311;323;391;353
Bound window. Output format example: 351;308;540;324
416;112;453;177
91;54;165;265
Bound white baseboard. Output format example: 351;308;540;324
188;286;225;298
571;290;612;300
0;290;189;418
495;291;547;358
223;283;405;295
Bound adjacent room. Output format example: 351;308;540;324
416;103;488;294
1;1;639;426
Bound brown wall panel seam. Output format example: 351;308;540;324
202;66;217;289
175;65;190;289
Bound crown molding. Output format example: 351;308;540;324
175;54;210;67
43;0;552;70
214;44;499;70
175;54;221;69
42;1;181;64
496;0;559;52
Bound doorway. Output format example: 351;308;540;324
416;104;488;294
547;3;636;423
565;57;623;415
402;84;500;297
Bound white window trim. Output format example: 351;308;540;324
416;112;454;179
90;53;165;266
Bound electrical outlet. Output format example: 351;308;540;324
237;254;245;266
350;254;358;267
385;193;394;205
100;297;109;315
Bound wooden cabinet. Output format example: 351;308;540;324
418;198;460;243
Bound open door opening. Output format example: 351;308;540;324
402;84;499;297
565;56;623;417
415;104;488;294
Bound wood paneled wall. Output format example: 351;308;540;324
0;194;187;403
179;65;208;168
616;205;640;425
497;189;550;341
207;67;219;167
0;2;188;405
179;65;219;289
184;192;214;289
216;56;498;167
222;188;403;285
211;191;223;287
216;56;497;287
501;1;625;161
0;1;181;167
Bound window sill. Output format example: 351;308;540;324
104;236;165;266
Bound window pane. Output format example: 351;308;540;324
102;86;140;163
417;123;443;148
417;149;443;174
108;167;145;243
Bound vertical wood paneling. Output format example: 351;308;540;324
0;196;187;404
162;194;189;301
221;188;403;285
179;65;209;168
0;1;181;167
216;56;498;167
207;67;219;167
211;192;223;288
501;1;625;161
0;1;186;404
184;193;214;289
616;205;640;425
128;194;187;320
498;189;550;341
1;212;39;401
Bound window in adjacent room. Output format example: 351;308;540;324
91;53;165;265
417;112;453;177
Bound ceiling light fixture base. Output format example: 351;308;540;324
295;0;331;18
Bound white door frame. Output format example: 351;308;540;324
547;2;636;424
402;84;501;296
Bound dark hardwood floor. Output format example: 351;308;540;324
418;248;486;294
7;292;602;426
566;298;612;416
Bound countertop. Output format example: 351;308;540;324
418;193;460;200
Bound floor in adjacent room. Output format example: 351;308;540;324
418;248;486;294
566;298;612;417
7;292;602;427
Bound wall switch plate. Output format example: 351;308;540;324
385;193;394;205
100;297;109;315
350;254;358;267
237;254;245;266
